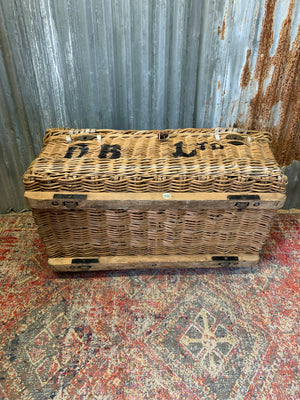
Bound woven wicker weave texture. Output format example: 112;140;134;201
23;128;287;193
33;208;275;258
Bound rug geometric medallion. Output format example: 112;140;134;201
0;212;299;399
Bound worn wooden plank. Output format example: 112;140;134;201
48;254;259;272
24;191;286;210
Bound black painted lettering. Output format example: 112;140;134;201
173;142;197;158
64;143;89;158
99;144;121;159
197;141;208;151
211;143;224;150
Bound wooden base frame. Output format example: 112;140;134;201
48;254;259;272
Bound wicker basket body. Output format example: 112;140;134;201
24;128;287;271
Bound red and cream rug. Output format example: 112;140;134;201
0;212;299;399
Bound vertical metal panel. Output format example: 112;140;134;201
0;0;299;212
283;161;300;209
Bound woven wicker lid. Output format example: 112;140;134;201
23;128;287;193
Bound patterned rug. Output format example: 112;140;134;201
0;212;299;400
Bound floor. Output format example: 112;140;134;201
0;211;299;400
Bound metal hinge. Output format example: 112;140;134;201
52;194;87;209
227;195;261;211
70;258;98;270
212;256;239;268
234;201;249;211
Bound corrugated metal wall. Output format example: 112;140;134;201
0;0;299;213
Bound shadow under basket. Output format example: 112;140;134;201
24;127;286;271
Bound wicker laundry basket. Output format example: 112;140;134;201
24;128;287;271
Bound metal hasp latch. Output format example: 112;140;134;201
234;201;249;211
52;194;87;209
227;195;261;211
212;256;239;268
70;258;98;270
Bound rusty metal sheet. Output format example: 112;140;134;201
238;0;300;166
